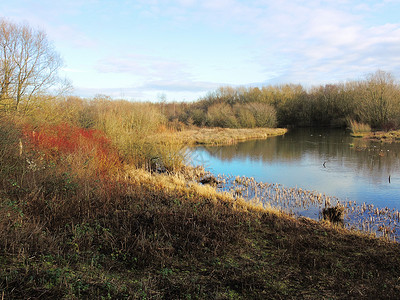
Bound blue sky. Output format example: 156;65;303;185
2;0;400;101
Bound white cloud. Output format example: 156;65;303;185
95;54;192;81
242;1;400;84
139;79;222;92
92;53;224;98
61;68;87;73
90;0;400;96
0;1;99;49
72;86;147;100
48;25;98;48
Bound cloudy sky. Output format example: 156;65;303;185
1;0;400;101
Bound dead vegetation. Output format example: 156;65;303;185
1;105;400;299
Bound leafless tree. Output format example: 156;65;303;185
0;18;64;112
358;70;400;129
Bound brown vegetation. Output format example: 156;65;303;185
1;98;400;298
353;129;400;143
151;127;287;146
322;205;345;225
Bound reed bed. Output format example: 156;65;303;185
208;174;400;241
150;127;287;146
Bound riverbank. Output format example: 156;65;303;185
2;166;400;299
151;127;287;146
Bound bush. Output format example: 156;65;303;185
190;108;207;127
206;103;238;128
94;100;166;166
22;122;121;182
246;103;277;128
234;104;256;128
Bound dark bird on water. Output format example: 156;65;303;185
323;161;326;168
389;175;391;183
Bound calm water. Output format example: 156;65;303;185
191;128;400;210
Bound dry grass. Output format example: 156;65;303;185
2;165;400;299
2;109;400;299
349;120;372;137
150;127;287;146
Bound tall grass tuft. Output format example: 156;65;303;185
349;119;371;135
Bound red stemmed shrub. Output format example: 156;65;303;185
22;123;121;178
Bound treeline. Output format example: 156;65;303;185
163;70;400;130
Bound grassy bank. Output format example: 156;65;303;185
2;168;400;299
150;127;287;146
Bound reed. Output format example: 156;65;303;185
151;127;287;146
211;174;400;241
349;119;372;136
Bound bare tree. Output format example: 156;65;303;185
358;70;400;129
0;18;64;112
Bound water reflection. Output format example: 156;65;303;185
191;128;400;209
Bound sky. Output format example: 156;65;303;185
1;0;400;101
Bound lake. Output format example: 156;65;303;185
190;128;400;211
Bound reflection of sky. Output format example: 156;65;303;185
191;129;400;210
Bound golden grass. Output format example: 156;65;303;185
3;148;400;299
150;127;287;146
3;162;400;299
349;120;372;137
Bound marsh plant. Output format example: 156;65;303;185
210;174;400;241
349;120;372;135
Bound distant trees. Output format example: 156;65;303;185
160;71;400;130
0;18;64;112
